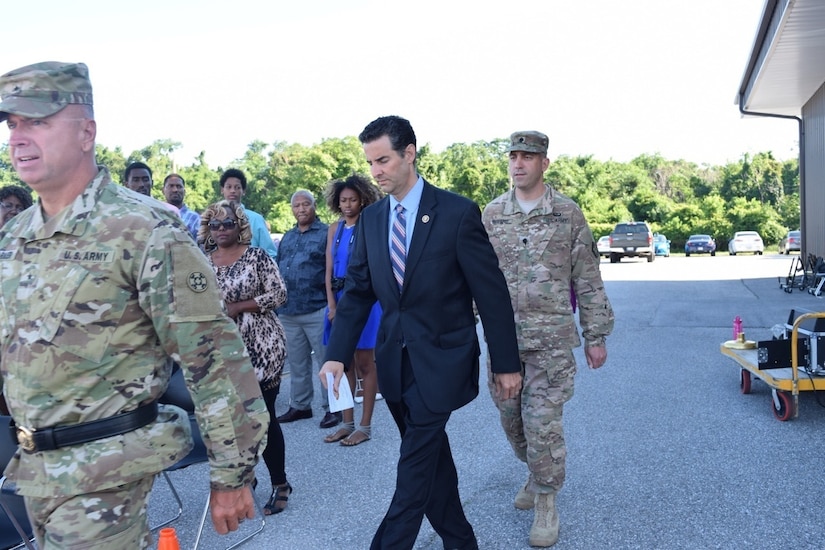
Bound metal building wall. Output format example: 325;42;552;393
802;83;825;260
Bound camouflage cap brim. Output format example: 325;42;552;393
505;143;547;154
0;95;68;122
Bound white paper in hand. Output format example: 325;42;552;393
326;372;354;413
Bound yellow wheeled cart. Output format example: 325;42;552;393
720;311;825;421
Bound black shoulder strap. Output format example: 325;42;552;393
332;220;346;258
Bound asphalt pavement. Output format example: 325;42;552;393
148;253;825;549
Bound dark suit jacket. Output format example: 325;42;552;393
326;180;520;413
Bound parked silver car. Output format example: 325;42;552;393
779;230;801;254
728;231;764;255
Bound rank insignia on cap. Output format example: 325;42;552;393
187;271;209;292
505;131;549;155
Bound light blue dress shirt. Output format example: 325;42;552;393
388;175;424;254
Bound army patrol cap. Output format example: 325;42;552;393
506;131;549;155
0;61;93;122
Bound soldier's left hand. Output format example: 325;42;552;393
585;345;607;369
210;485;256;534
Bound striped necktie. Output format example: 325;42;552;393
391;204;407;291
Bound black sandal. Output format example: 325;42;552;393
264;482;293;515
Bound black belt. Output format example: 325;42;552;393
11;402;159;454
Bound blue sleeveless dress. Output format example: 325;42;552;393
323;221;382;349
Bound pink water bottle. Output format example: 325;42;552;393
733;316;742;340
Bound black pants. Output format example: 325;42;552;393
371;350;478;550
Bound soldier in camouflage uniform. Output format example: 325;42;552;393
482;131;614;547
0;61;269;549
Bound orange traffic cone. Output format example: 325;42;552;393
157;527;181;550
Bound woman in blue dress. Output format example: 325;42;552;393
322;174;383;446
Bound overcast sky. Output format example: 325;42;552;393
3;0;798;168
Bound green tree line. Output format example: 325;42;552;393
0;138;798;249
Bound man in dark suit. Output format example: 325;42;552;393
320;116;523;550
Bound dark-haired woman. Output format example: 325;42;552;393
322;175;383;446
0;185;33;225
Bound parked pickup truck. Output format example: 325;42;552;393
608;221;655;263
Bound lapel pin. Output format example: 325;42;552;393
422;215;430;223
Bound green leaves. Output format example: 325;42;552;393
1;136;794;253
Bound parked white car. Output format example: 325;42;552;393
728;231;764;255
597;236;611;258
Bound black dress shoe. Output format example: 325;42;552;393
319;411;342;429
276;407;312;423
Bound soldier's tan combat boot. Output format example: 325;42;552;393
515;478;534;510
529;492;559;547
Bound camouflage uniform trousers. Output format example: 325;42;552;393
26;475;154;549
487;348;576;494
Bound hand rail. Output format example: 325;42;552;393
789;311;825;418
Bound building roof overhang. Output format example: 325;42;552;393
738;0;825;116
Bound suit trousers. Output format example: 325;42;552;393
371;349;478;550
280;308;328;411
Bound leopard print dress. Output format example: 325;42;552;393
210;246;287;391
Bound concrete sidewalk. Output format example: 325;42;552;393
150;254;825;549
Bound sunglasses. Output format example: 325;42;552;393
208;219;238;231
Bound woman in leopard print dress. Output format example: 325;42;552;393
199;200;292;515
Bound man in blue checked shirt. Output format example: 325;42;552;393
276;190;341;429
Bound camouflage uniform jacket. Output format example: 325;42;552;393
0;168;268;498
482;185;614;351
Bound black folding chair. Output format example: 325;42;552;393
0;416;36;550
780;255;804;293
153;366;265;549
808;256;825;297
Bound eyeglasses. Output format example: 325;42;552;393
0;202;22;211
208;219;238;231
